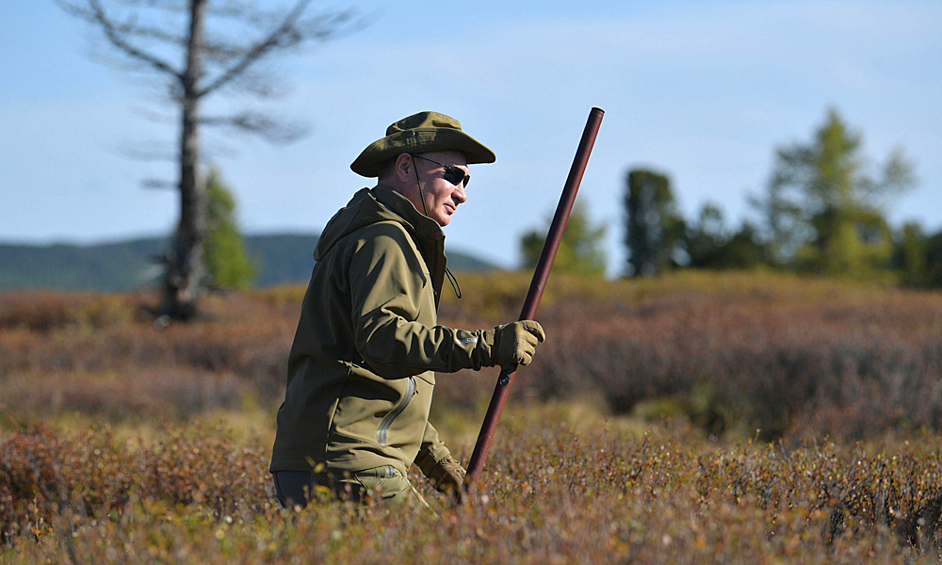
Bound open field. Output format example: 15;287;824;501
3;272;942;563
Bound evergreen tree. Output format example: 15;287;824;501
895;222;928;287
927;230;942;287
684;204;727;268
624;169;685;276
758;109;914;279
520;201;607;277
684;204;766;270
895;224;942;288
204;170;256;289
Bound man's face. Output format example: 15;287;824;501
411;150;469;227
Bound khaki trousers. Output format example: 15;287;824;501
273;465;431;510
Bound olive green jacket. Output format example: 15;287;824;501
270;185;495;479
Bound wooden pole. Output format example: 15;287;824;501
462;107;605;500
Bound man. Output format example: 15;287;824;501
270;111;546;508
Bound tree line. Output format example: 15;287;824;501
217;103;942;293
618;109;940;286
59;0;939;323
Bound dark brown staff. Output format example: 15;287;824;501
462;107;605;499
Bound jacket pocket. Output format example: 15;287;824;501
376;376;416;447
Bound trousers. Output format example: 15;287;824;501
272;465;431;510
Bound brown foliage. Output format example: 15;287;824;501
0;422;269;544
4;273;942;441
4;274;942;560
4;418;942;561
497;273;942;441
0;291;295;419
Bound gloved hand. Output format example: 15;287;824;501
427;455;466;502
487;320;546;368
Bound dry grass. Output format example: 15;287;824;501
3;272;942;562
4;410;942;563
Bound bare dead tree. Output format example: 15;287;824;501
56;0;358;320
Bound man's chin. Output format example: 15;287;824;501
434;211;451;227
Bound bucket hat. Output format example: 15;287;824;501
351;111;496;177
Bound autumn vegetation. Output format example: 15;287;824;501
3;271;942;563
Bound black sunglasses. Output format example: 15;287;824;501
411;154;470;188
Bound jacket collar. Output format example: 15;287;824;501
371;184;445;243
372;184;448;307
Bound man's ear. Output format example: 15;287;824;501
394;153;414;183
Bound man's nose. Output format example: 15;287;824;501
453;184;467;204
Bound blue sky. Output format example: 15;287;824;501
2;0;940;274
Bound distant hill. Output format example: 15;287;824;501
0;234;499;291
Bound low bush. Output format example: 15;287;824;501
4;414;942;562
3;272;942;442
0;421;270;545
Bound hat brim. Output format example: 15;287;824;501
351;127;496;177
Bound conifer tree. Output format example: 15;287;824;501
204;170;255;290
624;169;685;276
520;201;607;277
760;109;914;278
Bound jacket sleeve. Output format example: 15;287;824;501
413;421;452;477
348;223;494;379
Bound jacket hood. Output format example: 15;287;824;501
314;185;444;262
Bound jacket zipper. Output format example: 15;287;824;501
376;376;416;447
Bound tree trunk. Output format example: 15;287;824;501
161;0;207;320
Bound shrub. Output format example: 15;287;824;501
4;416;942;561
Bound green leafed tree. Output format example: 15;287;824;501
684;203;766;270
928;230;942;287
895;222;928;287
520;201;607;277
758;109;914;279
204;169;256;290
894;223;942;288
624;169;685;277
684;203;727;268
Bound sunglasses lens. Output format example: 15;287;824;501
444;167;470;188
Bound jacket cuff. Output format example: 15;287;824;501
478;328;497;367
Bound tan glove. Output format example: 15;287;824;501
427;455;466;502
487;320;546;368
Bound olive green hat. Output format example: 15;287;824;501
350;111;496;177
